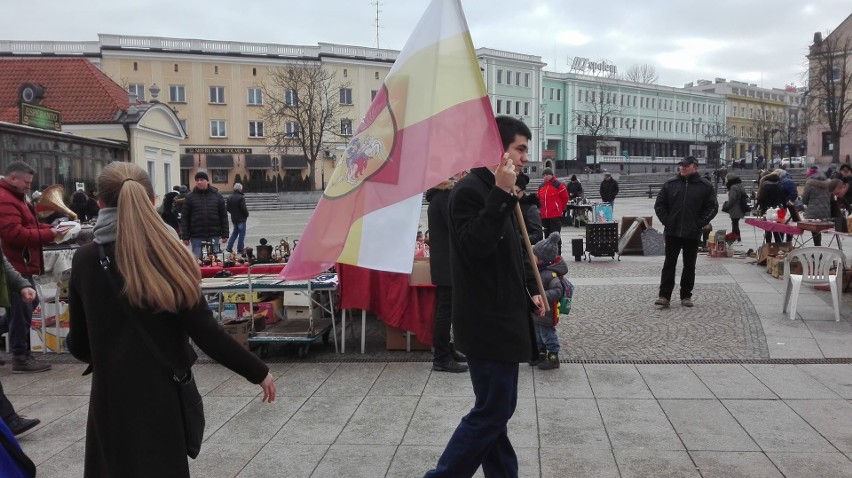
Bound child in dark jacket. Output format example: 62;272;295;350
530;232;569;370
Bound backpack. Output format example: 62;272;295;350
550;272;574;325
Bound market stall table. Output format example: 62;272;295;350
337;263;436;353
200;272;337;358
199;264;285;278
744;218;835;248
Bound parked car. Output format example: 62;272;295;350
781;156;805;168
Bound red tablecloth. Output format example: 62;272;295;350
337;263;435;346
199;264;285;278
744;218;803;236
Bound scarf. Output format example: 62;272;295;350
92;208;117;245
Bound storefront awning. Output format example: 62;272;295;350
179;154;194;169
206;154;233;169
282;154;308;169
245;154;272;169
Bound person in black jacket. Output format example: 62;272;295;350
599;172;619;208
425;173;468;374
654;156;718;308
159;191;180;232
425;115;545;478
514;172;543;245
225;183;249;254
180;171;229;259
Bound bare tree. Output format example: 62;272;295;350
751;105;785;161
807;29;852;163
624;63;659;84
260;61;350;190
574;82;624;168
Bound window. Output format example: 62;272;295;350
497;69;503;84
823;132;833;155
248;121;264;138
339;88;353;105
577;115;582;126
211;170;228;184
371;90;378;101
556;114;561;126
284;89;298;106
375;71;380;80
515;72;521;86
163;161;172;192
210;120;227;137
247;88;263;106
740;126;745;137
209;86;225;104
578;89;583;101
585;90;589;102
506;71;512;85
147;160;156;190
285;122;300;138
341;118;353;136
524;102;529;116
556;89;561;101
343;69;348;78
214;65;219;74
174;64;179;72
496;99;502;114
128;83;145;101
169;85;186;103
524;73;530;88
549;113;554;125
515;101;520;115
252;67;257;76
133;62;138;71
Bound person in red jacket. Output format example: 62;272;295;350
536;168;569;251
0;162;63;373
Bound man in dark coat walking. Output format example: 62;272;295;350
180;171;229;259
425;172;468;373
425;115;545;478
599;172;619;208
225;183;249;254
654;156;718;308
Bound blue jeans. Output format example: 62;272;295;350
424;358;519;478
190;238;221;259
534;323;560;354
226;222;247;253
0;277;37;359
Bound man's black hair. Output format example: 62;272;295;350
5;161;35;176
840;164;852;172
495;115;532;151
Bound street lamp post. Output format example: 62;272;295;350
691;117;703;160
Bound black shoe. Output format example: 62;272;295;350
12;356;51;374
528;351;546;366
432;361;468;373
538;352;560;370
6;415;40;436
449;343;467;363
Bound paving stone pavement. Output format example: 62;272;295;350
8;193;852;477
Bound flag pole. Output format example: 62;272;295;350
514;203;550;312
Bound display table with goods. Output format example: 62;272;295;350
744;217;834;247
199;264;285;278
200;269;338;359
337;263;436;354
31;244;79;354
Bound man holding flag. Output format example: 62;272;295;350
425;116;545;478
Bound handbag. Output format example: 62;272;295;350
96;245;205;459
721;200;731;213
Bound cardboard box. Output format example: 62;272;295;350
767;256;802;279
285;305;321;320
222;291;268;303
385;324;431;351
756;242;793;265
237;296;284;325
30;301;69;353
283;290;312;307
222;317;265;349
409;259;432;285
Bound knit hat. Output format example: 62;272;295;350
542;167;554;176
515;172;530;190
533;232;561;264
195;171;209;181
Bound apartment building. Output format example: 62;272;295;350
683;78;805;162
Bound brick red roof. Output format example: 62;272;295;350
0;58;129;124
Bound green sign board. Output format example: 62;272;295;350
19;103;61;131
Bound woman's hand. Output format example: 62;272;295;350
259;373;276;403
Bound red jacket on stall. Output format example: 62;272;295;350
537;177;569;219
0;180;54;275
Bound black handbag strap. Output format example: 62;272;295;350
97;244;188;382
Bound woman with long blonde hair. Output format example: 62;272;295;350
67;162;275;477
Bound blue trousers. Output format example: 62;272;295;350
534;323;560;354
0;277;37;359
424;358;520;478
190;238;221;259
226;222;247;253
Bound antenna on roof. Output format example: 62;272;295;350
372;0;383;49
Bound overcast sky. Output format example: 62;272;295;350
4;1;848;90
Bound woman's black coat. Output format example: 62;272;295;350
67;243;269;478
448;167;537;363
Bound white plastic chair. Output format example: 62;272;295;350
782;247;847;321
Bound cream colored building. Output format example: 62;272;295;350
72;35;397;192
